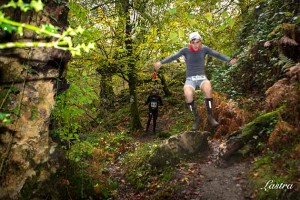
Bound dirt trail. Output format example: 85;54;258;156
112;135;253;200
169;139;253;200
148;115;254;199
112;110;254;199
196;140;252;200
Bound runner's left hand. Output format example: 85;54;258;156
230;58;237;65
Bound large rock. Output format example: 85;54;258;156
0;1;70;199
149;131;209;167
219;109;280;160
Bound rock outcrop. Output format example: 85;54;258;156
0;1;70;199
150;131;210;167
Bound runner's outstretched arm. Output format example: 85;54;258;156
154;48;185;71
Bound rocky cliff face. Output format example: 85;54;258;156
0;1;70;199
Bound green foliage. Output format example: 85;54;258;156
279;54;296;71
0;0;44;12
0;85;18;124
241;110;279;144
157;130;172;138
0;112;11;123
67;132;131;198
52;80;97;146
68;140;94;163
237;0;296;46
246;105;300;199
250;150;300;200
99;106;131;131
0;0;94;55
121;142;160;189
40;131;133;199
213;0;299;98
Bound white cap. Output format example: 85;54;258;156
189;32;201;41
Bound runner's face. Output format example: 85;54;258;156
191;39;201;50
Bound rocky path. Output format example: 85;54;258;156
199;140;252;200
199;161;249;200
112;137;253;200
169;139;253;200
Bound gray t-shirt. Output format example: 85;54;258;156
161;45;230;77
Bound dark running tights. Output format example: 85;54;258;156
146;111;158;132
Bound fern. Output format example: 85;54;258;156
278;54;295;72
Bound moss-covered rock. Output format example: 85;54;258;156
149;131;209;167
221;109;280;160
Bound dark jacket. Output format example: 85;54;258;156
145;94;163;112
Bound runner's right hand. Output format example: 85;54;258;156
154;61;162;71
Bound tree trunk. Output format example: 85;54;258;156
123;0;142;131
158;72;172;97
128;70;142;130
0;1;70;199
100;74;115;109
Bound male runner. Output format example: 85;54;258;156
145;88;163;133
154;32;237;130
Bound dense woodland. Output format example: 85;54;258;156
0;0;299;199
